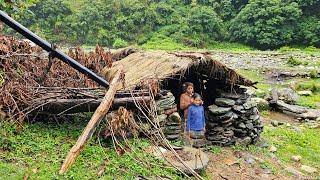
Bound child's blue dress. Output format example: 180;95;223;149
186;104;205;131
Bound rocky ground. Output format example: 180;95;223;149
202;50;320;179
210;51;320;71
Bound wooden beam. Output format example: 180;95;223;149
30;96;151;115
59;68;123;174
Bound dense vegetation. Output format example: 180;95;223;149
0;0;320;49
1;0;320;49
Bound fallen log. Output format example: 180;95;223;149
59;67;123;174
30;96;151;115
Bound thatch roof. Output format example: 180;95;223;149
101;51;255;90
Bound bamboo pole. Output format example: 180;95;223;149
59;68;123;174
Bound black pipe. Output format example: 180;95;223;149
0;10;109;88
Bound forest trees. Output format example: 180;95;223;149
229;0;301;49
2;0;320;49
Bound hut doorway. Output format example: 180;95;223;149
162;70;230;110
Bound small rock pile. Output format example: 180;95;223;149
156;92;182;140
206;89;263;146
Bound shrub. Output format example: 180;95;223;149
296;80;320;93
286;57;308;66
309;70;319;79
112;38;128;49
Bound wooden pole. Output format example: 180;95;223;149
59;68;123;174
29;96;152;115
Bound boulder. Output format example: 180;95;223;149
291;155;302;162
269;145;277;152
267;88;299;104
301;165;317;174
147;146;209;174
236;137;252;145
215;98;235;107
301;110;320;120
297;90;312;96
251;97;270;110
276;100;308;114
271;120;279;127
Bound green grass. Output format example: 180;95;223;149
207;146;222;154
295;79;320;93
228;125;320;176
293;78;320;108
237;69;272;91
278;46;320;55
206;41;254;52
286;56;309;67
0;119;179;179
262;126;320;173
141;35;191;51
296;94;320;108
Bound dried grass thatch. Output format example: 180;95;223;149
102;51;255;90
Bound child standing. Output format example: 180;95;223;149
186;93;205;139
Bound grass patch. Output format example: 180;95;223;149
295;79;320;93
141;33;191;51
207;146;222;154
260;110;271;117
296;94;320;108
286;57;309;67
0;119;179;179
279;46;320;55
262;126;320;172
294;78;320;108
237;69;272;91
206;42;254;52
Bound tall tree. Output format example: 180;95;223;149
229;0;301;49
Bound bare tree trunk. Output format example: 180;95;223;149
59;68;123;174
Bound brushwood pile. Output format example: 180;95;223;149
0;35;111;122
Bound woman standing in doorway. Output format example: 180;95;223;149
179;82;194;129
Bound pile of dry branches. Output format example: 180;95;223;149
0;35;112;125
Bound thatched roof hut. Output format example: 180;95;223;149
101;51;263;147
102;51;256;106
102;51;255;90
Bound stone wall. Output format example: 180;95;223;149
155;88;263;146
206;88;263;146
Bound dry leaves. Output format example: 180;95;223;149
0;35;112;124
